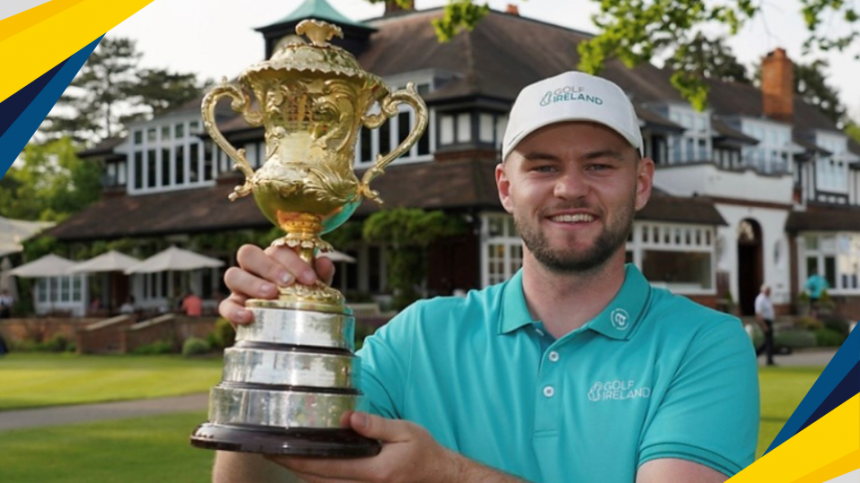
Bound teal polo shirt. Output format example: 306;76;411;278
357;264;759;482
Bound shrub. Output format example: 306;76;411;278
182;337;211;357
793;316;823;332
133;340;175;355
815;328;847;347
212;318;236;349
820;316;850;337
774;329;816;349
42;334;71;352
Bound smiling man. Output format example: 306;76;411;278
214;71;759;483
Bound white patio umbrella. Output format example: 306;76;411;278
8;254;76;277
319;250;356;263
0;216;54;257
124;246;224;274
70;250;140;273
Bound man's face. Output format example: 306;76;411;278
496;122;654;274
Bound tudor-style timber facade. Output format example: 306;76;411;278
44;0;860;319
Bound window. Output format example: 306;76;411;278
668;107;710;163
440;115;455;145
146;149;157;188
482;214;521;286
457;113;471;142
479;114;494;143
35;276;85;306
803;233;860;293
632;222;715;292
128;119;213;193
354;105;434;165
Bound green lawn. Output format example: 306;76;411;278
0;353;222;410
0;354;824;481
756;365;823;458
0;411;213;483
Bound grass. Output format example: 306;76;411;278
0;411;213;483
756;365;824;458
0;353;222;410
0;354;826;481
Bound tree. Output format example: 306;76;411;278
847;120;860;144
42;37;141;144
421;0;859;111
0;137;101;222
794;59;847;125
362;208;466;310
121;68;212;125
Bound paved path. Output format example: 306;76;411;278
757;348;838;367
0;393;208;432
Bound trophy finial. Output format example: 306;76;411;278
296;19;343;46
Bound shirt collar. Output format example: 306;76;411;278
498;264;651;341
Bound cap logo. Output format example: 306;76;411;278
540;86;604;107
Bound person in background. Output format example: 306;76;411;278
0;289;14;319
805;271;829;318
119;296;136;315
182;291;203;317
755;284;776;366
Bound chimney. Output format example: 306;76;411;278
505;4;520;15
385;0;414;16
761;48;793;122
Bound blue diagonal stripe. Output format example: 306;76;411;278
765;323;860;453
0;35;103;177
0;59;67;139
797;361;859;433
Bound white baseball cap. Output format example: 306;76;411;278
501;71;643;161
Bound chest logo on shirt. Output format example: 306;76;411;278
610;308;630;331
587;380;651;402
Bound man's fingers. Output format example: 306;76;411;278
238;244;295;286
315;257;335;286
350;412;412;443
264;245;318;285
224;267;279;300
218;293;253;326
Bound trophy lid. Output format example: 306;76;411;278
243;19;384;87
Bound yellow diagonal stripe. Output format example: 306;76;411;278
728;395;860;482
791;450;860;483
0;0;87;42
0;0;155;103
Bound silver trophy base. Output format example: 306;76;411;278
191;305;380;457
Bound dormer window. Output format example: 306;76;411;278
354;82;433;166
128;119;214;194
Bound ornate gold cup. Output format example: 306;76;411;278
190;19;427;457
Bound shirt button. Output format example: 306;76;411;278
543;386;555;398
535;328;545;336
548;351;560;362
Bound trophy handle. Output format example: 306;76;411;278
202;78;260;201
359;82;428;203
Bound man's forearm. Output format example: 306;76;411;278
450;451;532;483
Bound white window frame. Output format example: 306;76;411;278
630;221;717;295
127;118;216;195
799;232;860;294
480;213;523;287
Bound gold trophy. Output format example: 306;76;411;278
190;19;428;457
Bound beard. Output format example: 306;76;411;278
513;197;635;274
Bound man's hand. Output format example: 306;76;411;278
270;412;530;483
270;412;462;483
219;244;335;326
